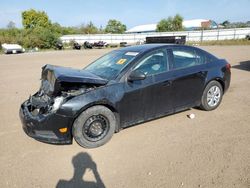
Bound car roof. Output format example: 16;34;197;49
118;44;218;60
118;43;182;53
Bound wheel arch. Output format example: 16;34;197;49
73;102;121;133
208;77;225;93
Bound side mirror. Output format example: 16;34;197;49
128;70;146;82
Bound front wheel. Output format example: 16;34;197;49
200;81;223;111
73;105;116;148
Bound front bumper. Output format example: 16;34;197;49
19;100;73;144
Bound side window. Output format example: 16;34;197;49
196;49;215;64
134;50;168;76
172;48;206;70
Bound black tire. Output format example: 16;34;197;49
200;80;223;111
73;105;116;148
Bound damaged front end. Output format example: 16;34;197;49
19;64;108;144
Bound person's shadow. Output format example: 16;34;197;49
56;152;105;188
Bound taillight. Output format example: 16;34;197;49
226;63;231;72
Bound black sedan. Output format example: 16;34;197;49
20;44;231;148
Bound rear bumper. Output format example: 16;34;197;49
19;100;73;144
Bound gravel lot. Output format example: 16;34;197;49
0;46;249;188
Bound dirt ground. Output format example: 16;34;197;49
0;46;249;188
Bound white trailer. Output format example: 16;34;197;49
1;43;25;54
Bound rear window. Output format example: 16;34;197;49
172;47;209;70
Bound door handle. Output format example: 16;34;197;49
162;80;172;87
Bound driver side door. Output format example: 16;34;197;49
119;49;173;127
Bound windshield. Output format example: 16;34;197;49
84;50;139;80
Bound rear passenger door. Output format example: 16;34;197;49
169;47;208;110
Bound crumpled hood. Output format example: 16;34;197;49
42;64;108;85
40;64;108;96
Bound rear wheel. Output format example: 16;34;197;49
73;105;116;148
200;81;223;111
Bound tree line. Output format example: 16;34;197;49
1;9;249;50
0;9;185;49
0;9;127;49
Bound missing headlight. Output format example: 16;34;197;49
51;96;64;112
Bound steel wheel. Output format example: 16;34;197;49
73;105;116;148
82;115;110;142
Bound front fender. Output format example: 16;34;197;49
56;83;124;118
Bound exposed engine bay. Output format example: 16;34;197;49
28;86;91;116
27;64;108;116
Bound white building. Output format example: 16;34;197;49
126;19;218;33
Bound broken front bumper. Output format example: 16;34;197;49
19;100;73;144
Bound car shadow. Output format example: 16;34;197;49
56;152;105;188
232;61;250;71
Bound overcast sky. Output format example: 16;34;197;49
0;0;250;29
